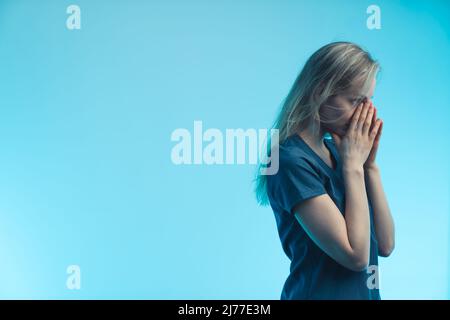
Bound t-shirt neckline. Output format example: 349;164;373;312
293;134;341;176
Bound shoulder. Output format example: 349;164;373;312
278;135;310;164
266;135;327;213
278;135;316;169
267;135;319;182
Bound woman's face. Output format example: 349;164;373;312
321;79;376;137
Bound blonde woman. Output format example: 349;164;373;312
255;42;395;300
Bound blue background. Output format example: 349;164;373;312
0;0;449;299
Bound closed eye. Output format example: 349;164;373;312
350;97;363;106
351;95;374;106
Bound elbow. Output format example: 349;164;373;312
378;241;395;257
349;259;369;272
347;255;369;272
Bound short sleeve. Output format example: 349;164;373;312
267;157;327;215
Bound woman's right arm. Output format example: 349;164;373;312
293;165;370;271
293;101;382;272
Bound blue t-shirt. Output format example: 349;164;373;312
266;133;380;300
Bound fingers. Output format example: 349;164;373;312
369;118;383;140
349;102;364;131
358;101;371;133
374;119;383;142
350;100;370;133
362;103;375;136
369;102;377;132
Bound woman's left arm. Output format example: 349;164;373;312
364;164;395;257
363;102;395;257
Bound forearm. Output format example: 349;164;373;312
364;164;395;256
342;165;371;265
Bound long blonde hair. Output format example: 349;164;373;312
255;42;379;206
